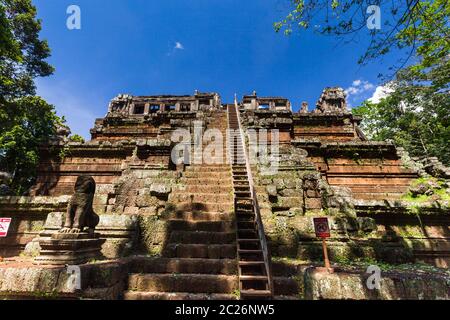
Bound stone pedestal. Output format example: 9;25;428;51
34;232;105;265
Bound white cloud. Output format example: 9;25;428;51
368;85;394;103
167;41;185;56
174;42;184;50
345;79;375;99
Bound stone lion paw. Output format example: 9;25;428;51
59;227;71;233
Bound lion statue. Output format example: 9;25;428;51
60;175;100;234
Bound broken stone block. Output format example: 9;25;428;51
138;207;158;216
277;196;303;208
150;183;171;196
305;198;322;210
23;238;41;257
273;179;285;190
306;190;320;198
124;206;139;215
357;217;377;232
280;188;298;197
266;185;277;196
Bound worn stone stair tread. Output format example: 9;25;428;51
123;291;237;300
164;243;237;259
163;211;234;222
240;290;272;297
240;275;268;281
168;220;235;232
169;231;237;244
273;295;300;300
128;273;239;294
239;261;265;266
129;257;237;274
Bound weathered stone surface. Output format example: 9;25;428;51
40;212;139;259
2;88;449;299
304;268;450;300
0;260;127;299
150;183;171;196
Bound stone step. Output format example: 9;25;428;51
168;220;235;232
186;165;231;172
123;291;237;300
176;184;232;193
180;177;232;185
183;171;231;179
128;273;239;294
172;202;234;213
273;295;300;300
240;290;272;299
169;231;236;244
169;193;233;203
189;161;229;167
129;257;237;275
162;211;234;221
164;243;237;259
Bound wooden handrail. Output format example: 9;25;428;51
233;101;274;297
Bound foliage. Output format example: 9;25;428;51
349;0;449;164
352;61;449;165
69;134;85;143
0;0;54;99
277;2;449;164
0;97;62;194
402;177;450;202
274;1;450;68
0;0;62;194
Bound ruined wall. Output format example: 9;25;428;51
0;101;225;259
240;106;449;268
293;114;361;142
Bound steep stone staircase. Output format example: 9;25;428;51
124;111;239;300
227;104;273;299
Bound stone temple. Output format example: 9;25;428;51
0;88;449;300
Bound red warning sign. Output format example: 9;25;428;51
313;217;330;238
0;218;12;238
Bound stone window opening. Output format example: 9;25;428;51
133;104;145;115
258;104;270;110
180;104;190;112
275;101;287;110
149;105;160;114
165;104;176;112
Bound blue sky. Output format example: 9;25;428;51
33;0;397;139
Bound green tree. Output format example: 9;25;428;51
69;134;85;143
275;1;450;68
276;1;450;164
353;51;449;165
0;0;62;194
